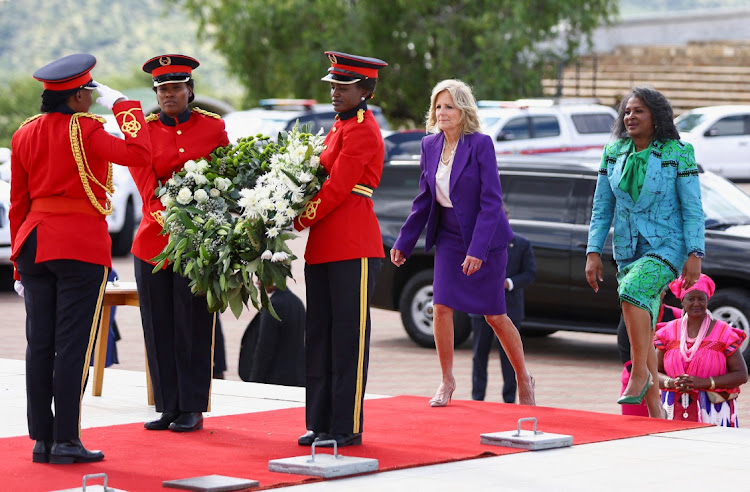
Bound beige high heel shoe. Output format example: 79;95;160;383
519;373;536;406
429;380;456;407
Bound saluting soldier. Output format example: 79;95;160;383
10;54;152;463
294;51;387;448
130;54;229;433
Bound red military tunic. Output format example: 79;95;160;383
10;100;152;278
130;108;229;264
294;108;385;264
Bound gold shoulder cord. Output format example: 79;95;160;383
192;107;221;119
69;113;113;215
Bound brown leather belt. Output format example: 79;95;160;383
30;196;104;217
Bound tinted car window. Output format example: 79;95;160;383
315;113;338;134
501;175;575;223
288;114;319;134
531;115;560;138
570;113;615;134
676;112;706;132
501;117;531;140
709;115;744;136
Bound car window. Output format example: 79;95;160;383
314;113;338;134
708;115;744;137
675;113;705;133
384;132;425;161
701;172;750;226
501;117;531;140
288;114;319;134
531;115;560;138
570;113;615;134
501;174;575;223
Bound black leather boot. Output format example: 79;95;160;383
144;411;180;430
32;440;53;463
49;439;104;464
169;412;204;432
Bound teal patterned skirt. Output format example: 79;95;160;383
617;235;682;328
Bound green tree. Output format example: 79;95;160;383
172;0;617;125
0;77;41;148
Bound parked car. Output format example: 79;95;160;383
675;105;750;180
223;99;392;143
0;179;10;265
478;98;616;157
372;153;750;366
0;147;10;181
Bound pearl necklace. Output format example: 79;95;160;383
440;139;457;165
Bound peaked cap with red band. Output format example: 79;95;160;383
142;54;200;87
33;53;97;91
321;51;387;84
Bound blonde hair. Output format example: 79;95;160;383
424;79;482;135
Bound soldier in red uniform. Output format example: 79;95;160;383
10;53;152;463
130;54;229;433
295;51;387;448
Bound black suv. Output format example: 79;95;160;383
372;149;750;365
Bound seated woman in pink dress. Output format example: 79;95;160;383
655;274;748;426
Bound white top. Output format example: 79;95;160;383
436;139;456;208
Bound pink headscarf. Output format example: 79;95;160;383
668;274;716;300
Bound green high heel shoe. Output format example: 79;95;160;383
617;375;652;405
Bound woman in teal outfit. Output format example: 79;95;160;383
586;86;705;418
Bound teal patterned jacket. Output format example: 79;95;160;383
586;138;705;265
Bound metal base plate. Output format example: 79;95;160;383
269;454;379;478
481;430;573;450
52;487;128;492
162;474;259;491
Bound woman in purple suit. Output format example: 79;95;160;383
390;79;535;407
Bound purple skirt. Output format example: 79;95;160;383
432;207;507;315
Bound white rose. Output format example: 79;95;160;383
176;187;193;205
261;250;273;260
271;251;288;262
160;194;175;207
194;189;209;203
197;160;209;172
210;188;221;198
183;160;198;172
167;177;177;186
214;177;229;191
194;173;208;185
298;171;313;183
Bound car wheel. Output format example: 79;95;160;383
399;269;436;348
398;269;472;348
709;288;750;366
110;199;135;257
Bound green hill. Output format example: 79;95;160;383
0;0;241;102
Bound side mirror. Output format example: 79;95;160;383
497;131;515;142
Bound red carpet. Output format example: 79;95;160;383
4;395;707;491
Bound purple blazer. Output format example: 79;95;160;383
393;131;512;262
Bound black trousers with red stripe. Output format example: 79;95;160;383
304;258;380;435
16;229;109;441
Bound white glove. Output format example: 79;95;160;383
93;80;127;110
14;280;24;298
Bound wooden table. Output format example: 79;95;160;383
92;281;154;405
